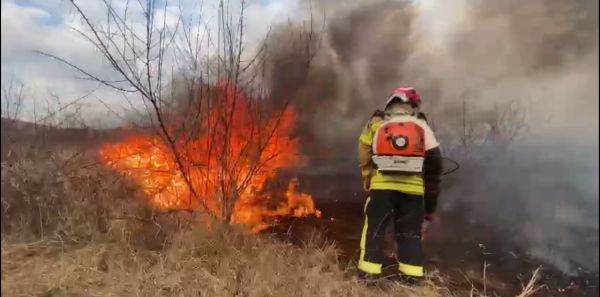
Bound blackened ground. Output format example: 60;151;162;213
270;171;599;296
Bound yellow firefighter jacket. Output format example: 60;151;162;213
358;112;438;195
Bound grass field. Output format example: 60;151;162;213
0;138;542;296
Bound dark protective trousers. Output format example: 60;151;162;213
358;190;425;277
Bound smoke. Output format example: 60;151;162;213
262;0;598;275
263;1;419;163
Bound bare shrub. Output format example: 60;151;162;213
0;147;150;245
1;77;24;122
37;0;320;226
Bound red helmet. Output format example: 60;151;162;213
385;87;421;109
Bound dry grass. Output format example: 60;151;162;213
1;147;152;245
1;146;542;297
1;225;452;297
516;268;544;297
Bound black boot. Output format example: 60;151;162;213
356;271;380;286
400;275;424;286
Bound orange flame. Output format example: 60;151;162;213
100;83;320;232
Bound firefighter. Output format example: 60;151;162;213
357;87;443;282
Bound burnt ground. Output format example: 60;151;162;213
270;170;599;297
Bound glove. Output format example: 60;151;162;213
421;213;435;238
423;213;435;222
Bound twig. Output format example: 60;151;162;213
516;267;544;297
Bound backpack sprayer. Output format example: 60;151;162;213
371;109;461;177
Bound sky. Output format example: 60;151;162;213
1;0;305;127
2;0;597;129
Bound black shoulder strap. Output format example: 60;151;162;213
371;109;385;119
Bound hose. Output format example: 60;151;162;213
442;157;460;176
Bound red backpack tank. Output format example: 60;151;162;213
373;121;425;157
372;120;426;174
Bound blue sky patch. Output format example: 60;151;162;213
15;0;63;26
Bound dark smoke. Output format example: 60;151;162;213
262;1;419;165
263;0;598;275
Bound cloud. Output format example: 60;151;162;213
1;0;122;125
1;0;303;126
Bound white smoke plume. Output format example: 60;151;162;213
262;0;598;274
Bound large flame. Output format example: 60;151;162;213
100;83;320;232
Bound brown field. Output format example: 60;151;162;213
0;123;551;297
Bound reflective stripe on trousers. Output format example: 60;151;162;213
357;190;425;277
358;196;383;274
